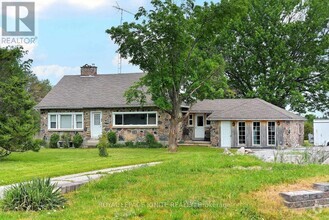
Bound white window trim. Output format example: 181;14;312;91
237;121;246;145
112;111;158;128
205;114;211;127
252;121;261;146
188;114;193;127
267;121;276;146
48;112;84;131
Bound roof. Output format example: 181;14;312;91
191;98;305;121
36;73;154;109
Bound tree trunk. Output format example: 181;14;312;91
168;117;178;152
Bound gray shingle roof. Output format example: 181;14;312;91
191;99;305;121
36;73;153;109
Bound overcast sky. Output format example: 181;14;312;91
0;0;214;85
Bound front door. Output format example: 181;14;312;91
195;114;205;139
91;111;102;139
221;121;231;147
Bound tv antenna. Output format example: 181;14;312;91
113;2;134;74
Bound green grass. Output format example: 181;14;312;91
1;147;329;219
0;147;175;186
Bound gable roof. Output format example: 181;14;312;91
36;73;153;109
191;98;305;121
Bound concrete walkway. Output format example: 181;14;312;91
0;162;162;199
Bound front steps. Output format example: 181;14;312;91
180;140;211;146
84;139;99;148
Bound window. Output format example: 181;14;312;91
50;115;57;129
268;121;276;145
253;122;261;145
113;112;158;126
76;114;83;129
48;113;83;130
238;122;246;145
188;114;193;126
206;114;211;126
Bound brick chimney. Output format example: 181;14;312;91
81;64;97;76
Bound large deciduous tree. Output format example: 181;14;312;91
215;0;329;113
0;47;40;158
107;0;229;152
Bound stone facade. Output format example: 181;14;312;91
39;107;182;144
208;120;304;148
282;120;304;147
40;108;303;147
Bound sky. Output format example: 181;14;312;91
0;0;213;85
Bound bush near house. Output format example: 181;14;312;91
72;133;83;148
49;134;60;148
107;131;117;146
108;133;163;148
61;133;72;148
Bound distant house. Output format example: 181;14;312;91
36;64;305;148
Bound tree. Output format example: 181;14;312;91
0;47;40;158
107;0;229;152
26;72;52;103
304;114;316;140
214;0;329;113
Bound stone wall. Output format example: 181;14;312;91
39;107;180;144
282;120;304;147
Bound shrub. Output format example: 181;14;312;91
125;141;135;148
110;143;126;148
98;134;108;157
2;178;66;211
135;141;148;148
61;133;72;148
72;133;83;148
146;133;157;145
107;131;117;146
49;133;60;148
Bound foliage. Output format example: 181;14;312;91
145;133;156;145
107;0;230;151
304;122;313;140
2;178;66;211
49;133;60;148
125;141;135;148
72;133;83;148
214;0;329;113
107;131;117;146
0;47;39;157
61;133;72;148
98;133;108;157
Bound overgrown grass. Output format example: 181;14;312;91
1;147;329;219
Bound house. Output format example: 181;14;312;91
36;64;305;148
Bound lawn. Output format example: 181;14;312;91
1;147;329;219
0;148;175;186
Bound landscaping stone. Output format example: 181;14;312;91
0;162;162;200
236;147;245;155
314;183;329;192
223;148;233;155
280;182;329;209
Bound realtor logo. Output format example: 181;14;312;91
2;2;35;36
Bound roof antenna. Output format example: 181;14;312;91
113;2;134;74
